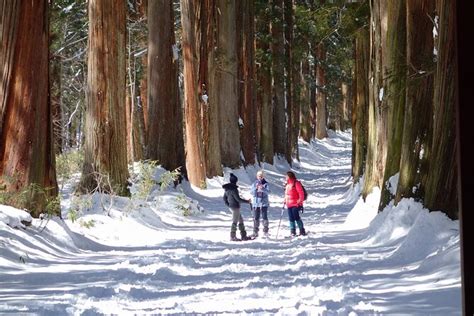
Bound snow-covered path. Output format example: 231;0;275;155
0;131;461;315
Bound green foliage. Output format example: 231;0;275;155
0;178;59;216
159;167;183;191
56;150;84;186
68;209;79;223
175;194;193;217
133;160;159;200
79;219;95;229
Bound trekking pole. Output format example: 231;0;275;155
275;203;286;239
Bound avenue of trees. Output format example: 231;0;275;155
0;0;459;222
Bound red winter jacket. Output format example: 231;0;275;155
284;178;304;208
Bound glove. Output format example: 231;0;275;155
299;206;304;214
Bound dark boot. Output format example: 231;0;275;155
297;220;306;236
231;223;239;241
239;223;251;240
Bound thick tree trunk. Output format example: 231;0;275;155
362;0;388;199
422;0;458;219
379;0;407;210
147;0;184;172
216;0;240;168
79;0;129;196
255;5;274;164
180;0;207;187
284;0;294;163
202;0;222;178
237;0;256;166
315;44;328;139
395;0;435;203
352;27;369;184
0;0;58;217
0;0;20;134
272;0;287;157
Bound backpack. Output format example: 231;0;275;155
293;180;308;201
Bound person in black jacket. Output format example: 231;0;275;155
223;173;252;241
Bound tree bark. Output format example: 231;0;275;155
0;0;20;134
180;0;207;187
422;0;458;219
255;3;274;164
216;0;240;168
284;0;294;163
272;0;287;157
362;0;388;199
300;58;312;143
352;27;369;184
395;0;435;204
379;0;407;210
79;0;129;196
147;0;184;172
0;0;58;217
315;44;328;139
237;0;256;166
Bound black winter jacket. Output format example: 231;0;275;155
222;183;249;208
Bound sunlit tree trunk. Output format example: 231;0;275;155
79;0;129;196
0;0;58;217
379;0;407;210
180;0;207;187
216;0;240;168
422;0;458;219
201;0;222;178
341;82;350;131
362;0;388;199
147;0;184;172
395;0;435;204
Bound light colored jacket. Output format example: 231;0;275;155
251;178;270;207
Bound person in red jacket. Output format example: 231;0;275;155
284;171;306;237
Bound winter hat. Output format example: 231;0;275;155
229;173;238;184
256;170;264;177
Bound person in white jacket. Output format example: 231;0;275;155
250;170;270;237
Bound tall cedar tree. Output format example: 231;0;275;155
284;0;294;163
0;0;59;217
272;0;287;157
395;0;434;203
422;0;458;219
180;0;207;187
352;27;369;184
216;0;240;168
236;0;257;166
147;0;185;172
79;0;130;196
315;43;328;139
379;0;407;210
255;1;274;164
201;0;223;178
362;0;388;199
